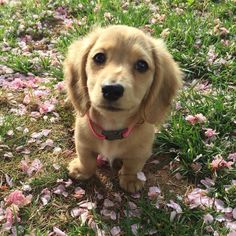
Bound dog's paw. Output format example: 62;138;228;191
119;174;145;193
67;158;93;180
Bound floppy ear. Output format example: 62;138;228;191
63;29;101;115
142;39;182;124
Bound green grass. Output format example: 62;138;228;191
0;0;235;235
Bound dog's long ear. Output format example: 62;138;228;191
63;29;101;115
142;39;182;124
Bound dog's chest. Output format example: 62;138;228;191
98;141;123;161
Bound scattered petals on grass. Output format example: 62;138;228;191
19;158;43;177
187;188;213;209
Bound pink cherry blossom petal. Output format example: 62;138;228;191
131;224;138;236
41;129;51;136
204;128;219;138
53;226;67;236
227;231;236;236
233;208;236;220
53;163;61;170
201;177;215;189
70;207;87;218
101;209;116;220
148;186;161;199
167;200;182;213
225;221;236;231
73;187;85;199
5;190;32;207
137;171;146;182
53;147;62;155
53;184;68;197
103;199;115;208
80;211;89;224
2;206;20;231
110;226;121;236
23;94;31;104
228;153;236;162
40;188;51;206
211;155;233;170
55;81;65;91
27;159;43;176
214;199;225;212
204;213;214;224
170;210;177;222
5;174;14;187
195;113;207;123
185;115;197;125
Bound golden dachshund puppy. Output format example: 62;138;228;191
64;25;182;192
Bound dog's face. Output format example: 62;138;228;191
64;25;182;124
86;27;155;114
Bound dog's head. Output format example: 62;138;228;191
64;25;182;124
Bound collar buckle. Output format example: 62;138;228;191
101;128;128;141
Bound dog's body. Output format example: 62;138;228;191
64;25;182;192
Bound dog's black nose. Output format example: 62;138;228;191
102;84;124;101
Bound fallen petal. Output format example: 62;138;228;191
53;226;67;236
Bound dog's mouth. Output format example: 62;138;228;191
98;104;125;112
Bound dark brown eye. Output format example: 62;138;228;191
135;60;149;73
93;53;106;64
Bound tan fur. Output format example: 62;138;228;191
64;25;182;192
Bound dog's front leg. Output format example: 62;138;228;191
119;157;147;193
68;147;97;180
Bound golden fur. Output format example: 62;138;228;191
64;25;182;192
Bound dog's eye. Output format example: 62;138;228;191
93;53;106;65
135;60;149;73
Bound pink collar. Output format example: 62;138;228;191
87;114;135;141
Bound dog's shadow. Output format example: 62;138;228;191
72;153;175;199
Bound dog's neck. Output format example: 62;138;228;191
88;107;140;131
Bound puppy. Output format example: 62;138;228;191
64;25;182;192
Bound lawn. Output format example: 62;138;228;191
0;0;235;235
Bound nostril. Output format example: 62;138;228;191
102;84;124;101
